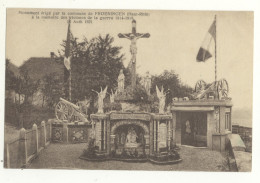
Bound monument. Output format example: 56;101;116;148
118;19;150;89
82;19;180;165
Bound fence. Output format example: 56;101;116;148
232;124;252;152
5;121;52;168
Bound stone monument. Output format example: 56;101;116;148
118;19;150;89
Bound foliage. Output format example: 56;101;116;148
151;70;193;106
5;59;17;91
15;68;40;104
60;34;125;103
41;73;63;108
132;84;150;103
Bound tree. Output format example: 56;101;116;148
151;70;193;106
60;34;125;103
5;59;17;91
18;68;40;104
41;73;63;108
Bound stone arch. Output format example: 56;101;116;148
111;120;149;135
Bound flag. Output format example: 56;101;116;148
196;18;216;62
64;21;72;82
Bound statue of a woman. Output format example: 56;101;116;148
117;69;125;93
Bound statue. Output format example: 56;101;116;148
144;71;151;94
118;19;150;88
156;85;167;114
110;89;117;103
125;127;138;148
117;69;125;93
92;86;107;113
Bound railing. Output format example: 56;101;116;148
5;121;52;168
232;125;252;152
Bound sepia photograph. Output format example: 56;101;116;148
4;8;253;173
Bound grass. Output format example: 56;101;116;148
28;143;229;171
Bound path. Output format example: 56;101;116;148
29;143;229;171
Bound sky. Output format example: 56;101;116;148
6;9;253;110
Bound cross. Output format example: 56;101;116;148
118;19;150;89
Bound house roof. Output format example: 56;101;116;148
19;57;64;81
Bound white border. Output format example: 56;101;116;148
0;1;260;183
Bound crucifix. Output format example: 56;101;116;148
118;19;150;89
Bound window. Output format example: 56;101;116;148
225;112;231;131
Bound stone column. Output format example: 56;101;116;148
104;120;106;151
107;119;111;154
110;135;116;152
144;134;150;155
153;120;156;153
95;120;102;151
171;111;177;145
157;120;160;152
149;120;153;155
62;122;68;143
167;120;171;150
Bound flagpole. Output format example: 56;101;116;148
215;15;217;96
69;70;72;101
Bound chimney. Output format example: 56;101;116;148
50;52;55;58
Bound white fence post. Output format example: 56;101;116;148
41;121;46;148
6;144;10;168
18;128;27;167
32;123;39;154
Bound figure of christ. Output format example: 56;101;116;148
118;33;150;65
118;20;150;88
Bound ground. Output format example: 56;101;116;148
28;143;229;171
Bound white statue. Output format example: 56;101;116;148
144;71;151;94
117;69;125;93
156;85;166;114
110;89;117;103
125;127;138;147
119;33;149;64
92;86;107;113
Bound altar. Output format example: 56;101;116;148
90;112;173;157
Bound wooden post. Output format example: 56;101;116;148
41;121;46;147
6;144;10;168
18;128;27;167
32;124;39;154
49;120;52;142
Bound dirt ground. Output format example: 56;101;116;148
28;143;229;171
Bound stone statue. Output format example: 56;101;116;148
125;127;138;148
92;86;107;113
117;69;125;93
144;71;151;94
118;20;150;88
110;89;116;103
119;32;149;64
156;85;167;114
